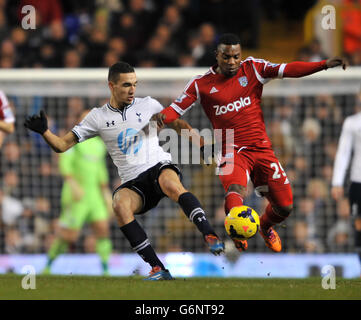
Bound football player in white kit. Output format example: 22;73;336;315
24;62;224;280
332;92;361;272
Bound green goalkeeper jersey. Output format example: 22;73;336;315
60;136;108;203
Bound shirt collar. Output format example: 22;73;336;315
210;64;218;74
107;99;136;112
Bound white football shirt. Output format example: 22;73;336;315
72;96;172;184
332;111;361;186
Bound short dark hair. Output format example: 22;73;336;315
217;33;241;47
108;61;135;82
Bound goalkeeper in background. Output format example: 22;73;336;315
43;110;113;275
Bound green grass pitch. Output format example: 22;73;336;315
0;275;360;300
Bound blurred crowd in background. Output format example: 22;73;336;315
0;91;359;256
0;0;361;258
1;0;360;69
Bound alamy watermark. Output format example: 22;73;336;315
21;265;36;290
321;265;336;290
321;5;336;30
121;124;235;175
21;5;36;30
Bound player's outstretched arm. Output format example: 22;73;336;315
24;110;78;153
282;56;348;78
42;130;78;153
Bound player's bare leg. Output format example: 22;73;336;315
113;188;172;279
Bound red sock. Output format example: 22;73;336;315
260;203;286;231
224;192;244;214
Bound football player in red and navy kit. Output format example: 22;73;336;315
152;33;347;252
